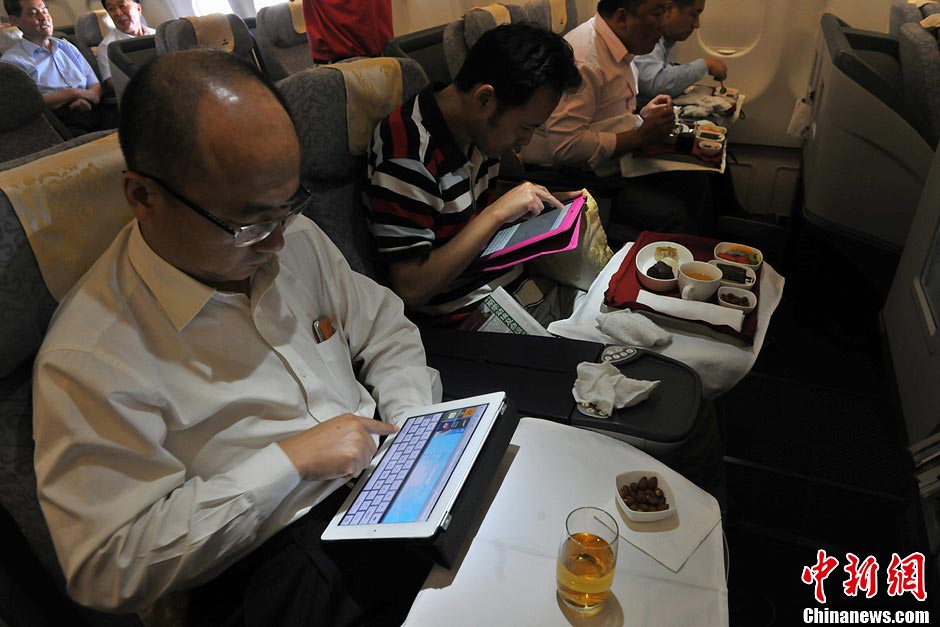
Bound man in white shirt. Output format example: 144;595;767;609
33;49;441;624
521;0;713;237
96;0;154;92
635;0;727;108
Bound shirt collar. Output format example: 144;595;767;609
127;221;218;332
593;13;632;64
417;85;473;172
18;36;57;56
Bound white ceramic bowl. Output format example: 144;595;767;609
634;241;694;292
697;140;723;157
615;471;677;523
714;241;763;271
717;286;757;314
708;259;757;290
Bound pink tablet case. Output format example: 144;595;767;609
479;195;586;271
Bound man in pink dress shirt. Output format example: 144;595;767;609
522;0;713;239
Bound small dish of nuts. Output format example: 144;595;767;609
615;471;678;522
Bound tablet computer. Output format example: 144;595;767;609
479;194;586;261
321;391;507;542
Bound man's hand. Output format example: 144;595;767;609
638;94;675;146
278;414;398;481
481;181;562;226
705;58;728;82
68;98;93;112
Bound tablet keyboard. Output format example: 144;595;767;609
481;225;518;257
343;412;439;525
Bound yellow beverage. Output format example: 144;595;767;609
556;532;616;615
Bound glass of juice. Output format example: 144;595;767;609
556;507;619;616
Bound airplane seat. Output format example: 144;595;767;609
898;21;940;148
74;9;114;58
156;13;267;76
1;22;23;54
255;0;314;82
798;13;934;300
889;0;923;37
0;133;141;625
0;63;72;163
108;34;156;105
524;0;578;36
383;23;451;86
442;3;529;80
277;57;429;281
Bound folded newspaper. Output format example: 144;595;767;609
458;287;551;336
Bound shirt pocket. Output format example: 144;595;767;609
304;328;364;419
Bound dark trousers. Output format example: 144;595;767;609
53;101;120;137
187;487;433;627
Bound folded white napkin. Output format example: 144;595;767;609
636;289;744;332
572;361;659;416
595;310;671;347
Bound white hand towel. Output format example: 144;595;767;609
596;310;671;347
572;362;660;416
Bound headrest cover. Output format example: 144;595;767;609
549;0;567;33
909;0;939;7
0;133;132;301
326;58;404;156
921;13;940;28
184;13;235;52
94;9;114;38
0;23;23;53
468;4;512;27
289;0;306;34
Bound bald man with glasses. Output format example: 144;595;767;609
32;50;440;624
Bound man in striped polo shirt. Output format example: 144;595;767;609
366;23;582;324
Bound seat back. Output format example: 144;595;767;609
889;0;923;37
524;0;578;35
108;33;156;104
255;0;314;81
277;57;428;280
156;13;265;74
383;23;450;86
0;132;132;584
442;3;529;79
0;22;23;54
0;63;69;163
75;9;114;51
898;21;940;147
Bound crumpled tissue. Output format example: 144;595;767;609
596;310;670;347
572;362;660;416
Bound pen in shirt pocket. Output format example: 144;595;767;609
313;316;335;343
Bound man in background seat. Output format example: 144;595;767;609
366;23;582;325
1;0;116;135
521;0;714;237
634;0;727;108
96;0;154;93
32;49;440;623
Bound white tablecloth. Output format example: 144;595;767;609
405;418;728;627
547;243;785;398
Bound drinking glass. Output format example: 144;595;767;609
555;507;619;616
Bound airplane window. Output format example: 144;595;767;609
696;0;763;55
253;0;285;11
921;221;940;329
193;0;233;16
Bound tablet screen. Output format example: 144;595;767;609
480;200;574;258
339;403;488;526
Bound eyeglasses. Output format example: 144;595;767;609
136;171;311;247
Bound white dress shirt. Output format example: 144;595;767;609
635;36;708;107
521;14;643;171
33;216;441;611
96;26;155;81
